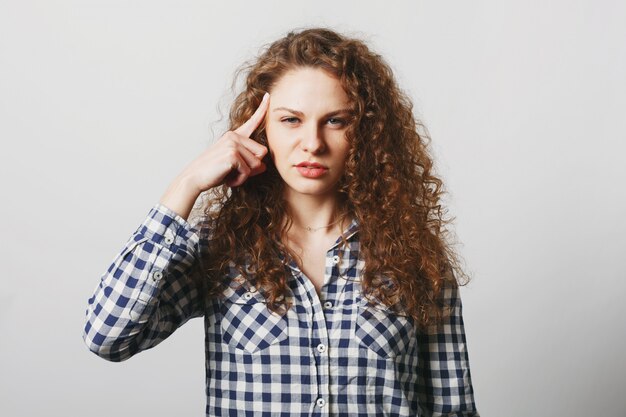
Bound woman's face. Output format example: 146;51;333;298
265;67;352;201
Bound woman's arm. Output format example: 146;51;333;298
82;203;206;362
83;95;270;361
416;283;480;417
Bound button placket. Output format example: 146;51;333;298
304;276;331;416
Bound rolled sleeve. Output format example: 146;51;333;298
83;203;205;362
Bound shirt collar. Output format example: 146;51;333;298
328;217;359;251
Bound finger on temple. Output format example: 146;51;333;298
234;92;269;138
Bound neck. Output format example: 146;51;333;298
283;190;347;237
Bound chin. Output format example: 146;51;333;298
284;180;338;197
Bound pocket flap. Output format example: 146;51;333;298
355;296;415;358
220;277;287;353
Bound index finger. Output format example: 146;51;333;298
234;92;270;138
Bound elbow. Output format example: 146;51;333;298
82;328;132;363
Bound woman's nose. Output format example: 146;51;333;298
300;124;325;154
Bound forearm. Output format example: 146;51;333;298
159;174;201;221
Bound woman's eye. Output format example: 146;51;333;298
327;118;345;126
281;117;300;124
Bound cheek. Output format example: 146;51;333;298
264;126;279;159
265;128;294;163
334;139;351;162
265;138;286;167
265;121;283;143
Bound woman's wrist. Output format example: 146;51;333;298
159;175;201;220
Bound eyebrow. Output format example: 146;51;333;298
272;107;353;117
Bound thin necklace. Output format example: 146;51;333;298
304;213;347;232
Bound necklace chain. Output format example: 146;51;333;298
304;213;347;232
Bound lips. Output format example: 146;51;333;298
296;161;326;169
295;161;328;178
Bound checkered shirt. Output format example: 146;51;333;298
83;203;479;416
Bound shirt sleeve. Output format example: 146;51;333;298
416;282;480;417
82;203;206;362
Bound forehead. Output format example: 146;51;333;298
269;67;350;109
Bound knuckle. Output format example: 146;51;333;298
223;141;238;153
249;158;261;169
222;150;237;164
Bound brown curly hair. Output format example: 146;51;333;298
200;27;467;328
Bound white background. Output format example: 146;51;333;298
1;1;625;416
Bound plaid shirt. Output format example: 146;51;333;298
83;203;479;417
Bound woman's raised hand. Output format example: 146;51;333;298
159;93;270;219
190;92;270;190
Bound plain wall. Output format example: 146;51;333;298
1;1;625;416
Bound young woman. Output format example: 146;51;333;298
83;28;479;416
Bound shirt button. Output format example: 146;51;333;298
164;235;174;245
243;292;253;300
323;301;333;309
316;398;326;408
151;270;163;281
316;343;327;354
332;255;340;264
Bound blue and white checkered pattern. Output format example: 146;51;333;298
83;203;479;416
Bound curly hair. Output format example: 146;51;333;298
200;27;468;328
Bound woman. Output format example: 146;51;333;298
83;28;479;416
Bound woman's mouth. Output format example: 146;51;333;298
295;162;328;178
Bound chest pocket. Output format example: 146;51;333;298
220;287;288;354
355;296;415;359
